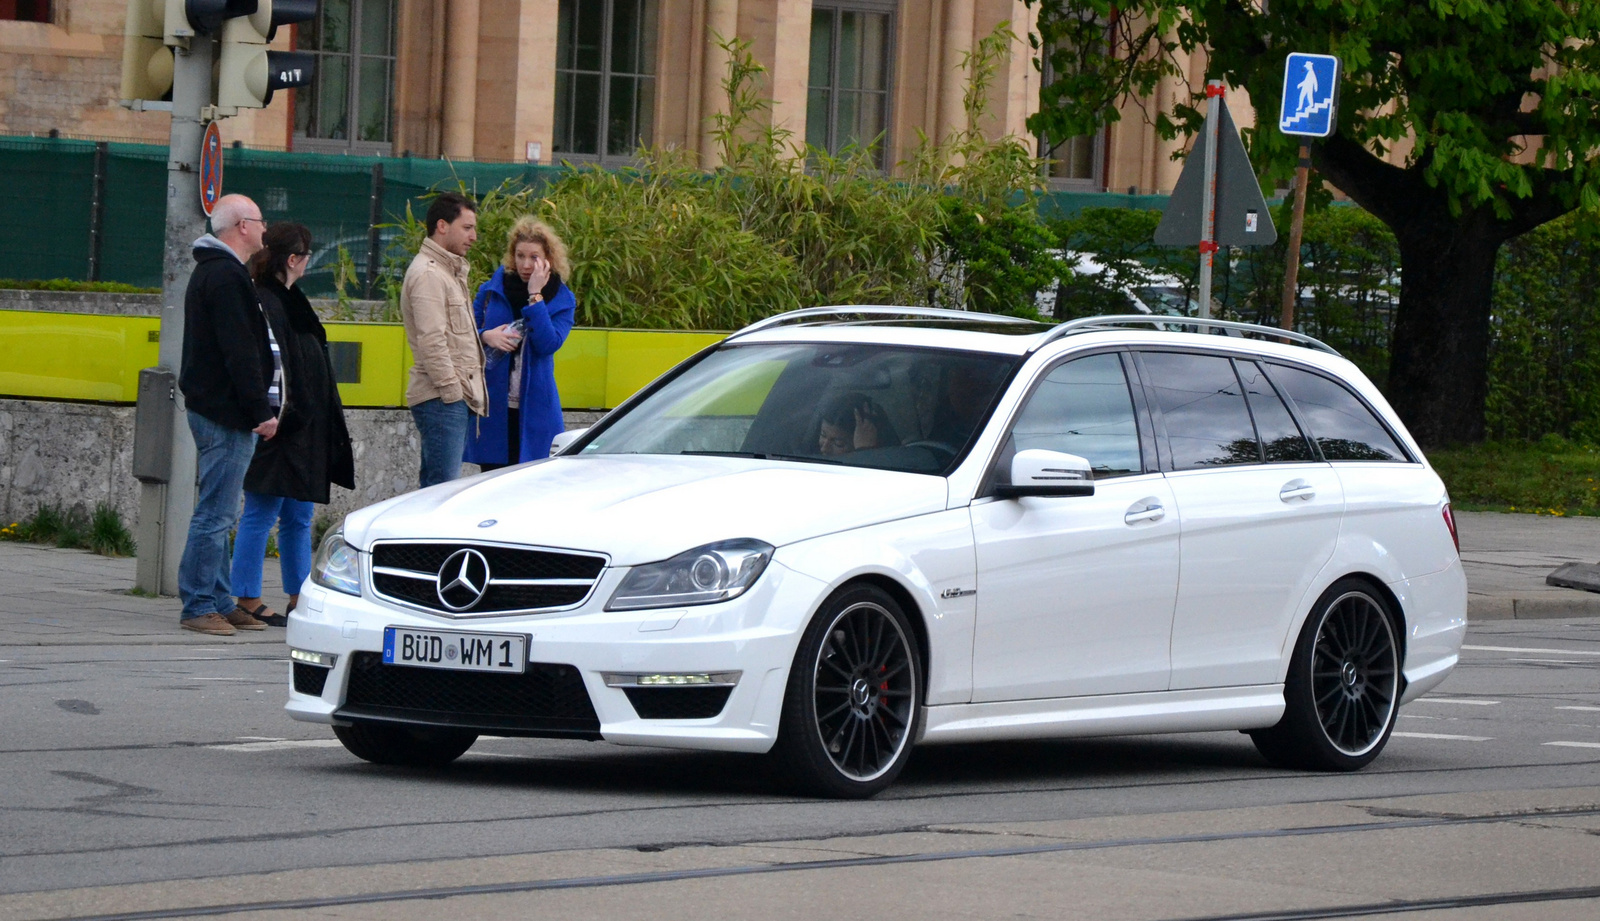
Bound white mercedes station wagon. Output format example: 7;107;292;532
287;308;1467;797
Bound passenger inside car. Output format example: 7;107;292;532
816;392;900;456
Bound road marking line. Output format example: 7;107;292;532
1392;731;1492;742
208;739;344;752
1555;706;1600;712
1544;741;1600;750
1463;644;1600;657
1415;697;1500;706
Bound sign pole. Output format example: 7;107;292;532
134;35;214;596
1196;80;1225;320
1279;143;1312;331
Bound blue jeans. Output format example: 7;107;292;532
230;492;315;599
178;412;256;620
411;397;470;488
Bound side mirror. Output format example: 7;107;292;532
995;449;1095;498
549;427;589;456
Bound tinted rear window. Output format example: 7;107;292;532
1238;361;1314;462
1266;364;1409;462
1140;352;1261;469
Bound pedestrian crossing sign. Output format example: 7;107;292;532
1279;53;1340;138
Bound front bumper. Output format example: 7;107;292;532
285;560;824;754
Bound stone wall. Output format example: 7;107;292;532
0;397;606;532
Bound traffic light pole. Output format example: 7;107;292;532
135;35;215;595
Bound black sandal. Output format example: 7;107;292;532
237;601;289;627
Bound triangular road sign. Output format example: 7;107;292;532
1154;98;1277;247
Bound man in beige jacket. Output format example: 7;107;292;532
402;191;488;488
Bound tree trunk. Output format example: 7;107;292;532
1386;221;1504;447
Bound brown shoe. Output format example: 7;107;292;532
224;607;268;631
181;613;237;636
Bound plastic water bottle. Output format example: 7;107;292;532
484;318;526;370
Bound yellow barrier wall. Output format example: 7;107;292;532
0;312;725;409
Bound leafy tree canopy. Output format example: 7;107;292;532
1027;1;1600;445
1029;1;1600;219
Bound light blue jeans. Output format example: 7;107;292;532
178;412;256;620
230;492;315;599
411;397;470;488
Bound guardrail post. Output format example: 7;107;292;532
365;162;385;299
87;142;109;282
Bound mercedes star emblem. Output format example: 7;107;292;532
436;548;491;611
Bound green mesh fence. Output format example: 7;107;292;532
0;134;1163;298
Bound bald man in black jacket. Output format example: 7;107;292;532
176;194;281;636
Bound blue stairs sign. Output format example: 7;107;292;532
1279;53;1341;138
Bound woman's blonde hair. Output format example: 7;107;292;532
502;216;571;278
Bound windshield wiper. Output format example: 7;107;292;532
680;450;771;459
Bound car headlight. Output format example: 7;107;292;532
606;539;773;611
310;526;362;596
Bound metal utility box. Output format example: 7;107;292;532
132;367;176;484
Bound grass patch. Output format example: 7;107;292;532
0;502;137;556
1427;437;1600;516
0;278;159;294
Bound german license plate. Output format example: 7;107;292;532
382;626;527;674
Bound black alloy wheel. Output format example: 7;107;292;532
1252;578;1401;771
333;722;478;767
773;583;922;798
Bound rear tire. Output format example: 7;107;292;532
771;583;922;798
1251;578;1401;771
333;723;478;767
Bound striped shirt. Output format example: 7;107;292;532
260;302;284;412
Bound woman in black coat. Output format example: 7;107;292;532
230;223;355;626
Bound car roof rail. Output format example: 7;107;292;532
725;305;1038;341
1033;314;1341;355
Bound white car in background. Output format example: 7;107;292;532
287;308;1466;798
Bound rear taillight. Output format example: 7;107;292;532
1442;502;1460;555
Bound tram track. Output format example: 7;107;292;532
26;805;1600;921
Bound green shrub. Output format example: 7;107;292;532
0;278;160;294
89;502;135;557
1488;213;1600;446
2;502;137;556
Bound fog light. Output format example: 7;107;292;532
290;648;338;668
603;671;740;688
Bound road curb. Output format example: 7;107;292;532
1468;592;1600;620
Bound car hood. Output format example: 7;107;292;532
343;455;949;565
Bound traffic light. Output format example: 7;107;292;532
120;0;176;102
183;0;257;37
217;1;318;110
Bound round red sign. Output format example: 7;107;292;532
199;121;224;218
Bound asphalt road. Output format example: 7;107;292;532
2;618;1598;920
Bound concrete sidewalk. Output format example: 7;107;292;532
0;509;1594;646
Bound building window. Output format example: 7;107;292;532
806;2;893;167
293;0;396;155
554;0;658;163
0;1;51;22
1037;42;1105;191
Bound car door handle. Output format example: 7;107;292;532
1280;480;1316;502
1124;501;1165;525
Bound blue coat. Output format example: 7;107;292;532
463;266;575;464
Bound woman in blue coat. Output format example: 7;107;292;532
465;217;576;469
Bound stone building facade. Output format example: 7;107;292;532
1;0;1248;196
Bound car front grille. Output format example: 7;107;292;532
370;541;606;616
336;651;601;738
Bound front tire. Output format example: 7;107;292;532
333;722;478;767
772;584;922;798
1251;579;1401;771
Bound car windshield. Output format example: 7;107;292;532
579;343;1020;475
